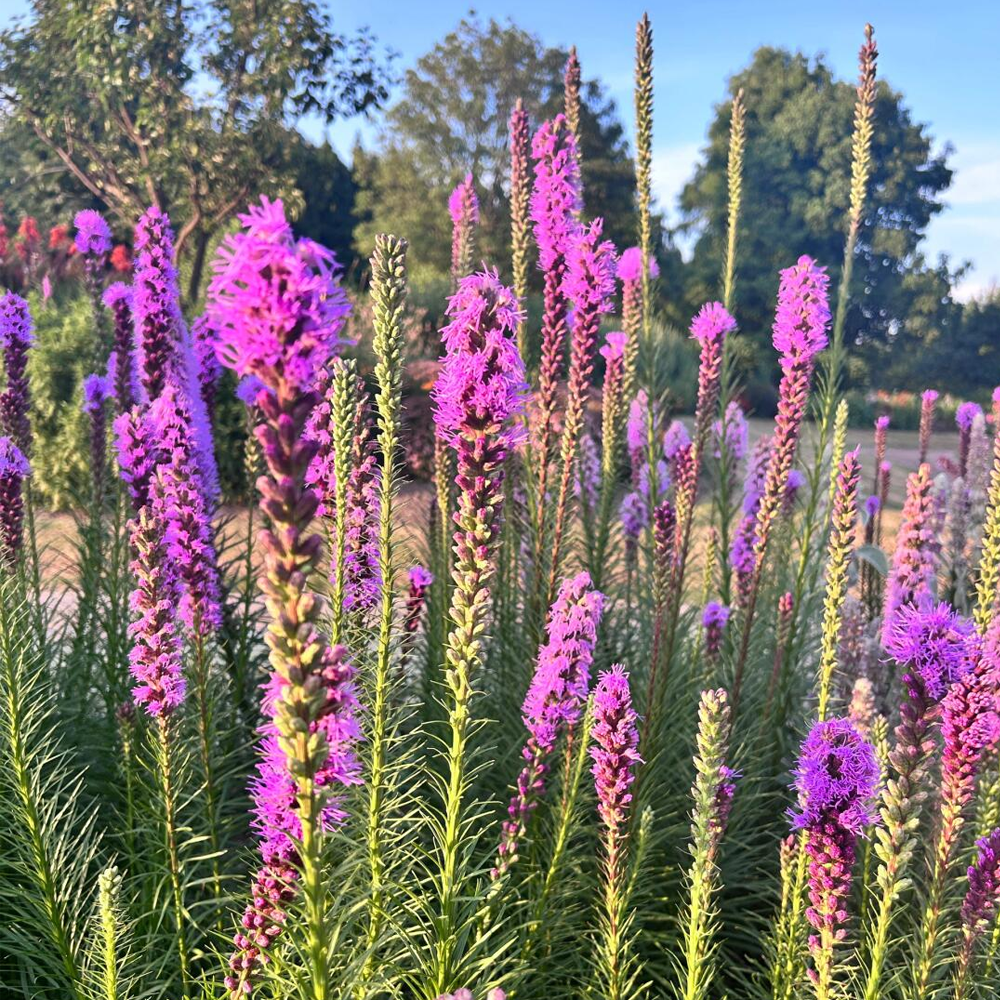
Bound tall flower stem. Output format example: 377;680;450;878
155;716;190;998
363;234;407;964
429;271;524;992
634;14;654;352
722;89;745;312
510;100;532;362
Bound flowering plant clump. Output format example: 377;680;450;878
11;20;1000;1000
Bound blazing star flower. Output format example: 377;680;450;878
495;573;604;877
236;375;268;406
957;401;983;433
627;390;650;472
864;495;880;520
127;482;185;717
591;665;642;835
617;246;660;284
961;827;1000;947
73;209;112;256
712;401;749;461
404;564;434;639
703;602;730;659
433;270;526;447
209;196;352;394
0;436;29;563
576;432;601;511
882;465;938;637
791;718;879;993
448;173;479;283
530;115;581;272
883;602;978;702
663;420;692;461
791;718;879;835
0;292;34;454
690;303;736;449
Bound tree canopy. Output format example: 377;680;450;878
0;0;392;300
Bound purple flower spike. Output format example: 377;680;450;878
433;270;525;447
495;572;604;878
703;602;730;659
209;196;352;394
883;602;978;702
591;665;642;835
617;246;659;283
530;115;581;272
73;209;112;256
0;292;34;455
82;373;113;415
790;718;879;989
962;827;1000;942
772;255;830;368
0;436;29;564
133;206;184;401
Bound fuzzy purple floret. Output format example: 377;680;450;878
81;373;113;415
432;270;526;447
209;196;352;394
962;827;1000;936
530;115;581;272
73;209;112;256
617;246;659;283
884;602;978;702
772;255;830;367
591;665;642;832
791;717;880;835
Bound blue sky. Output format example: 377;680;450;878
3;1;997;298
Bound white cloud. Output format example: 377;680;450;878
940;140;1000;208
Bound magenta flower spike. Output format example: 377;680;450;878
127;476;185;717
956;827;1000;993
702;602;730;661
957;401;983;477
82;373;113;505
191;315;223;421
404;564;434;640
209;196;360;997
102;283;136;412
0;291;35;455
919;389;938;465
494;571;604;878
0;436;29;565
133;206;184;401
530;115;581;519
790;718;879;996
74;209;112;256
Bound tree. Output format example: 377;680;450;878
0;0;392;301
353;15;639;284
678;46;953;390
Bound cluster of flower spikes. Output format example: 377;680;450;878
790;718;879;984
208;196;361;998
494;572;605;878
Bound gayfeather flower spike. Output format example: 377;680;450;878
671;303;736;632
975;407;1000;632
209;196;360;1000
530;114;581;578
919;389;938;465
82;374;113;508
448;173;479;290
75;209;113;359
592;330;628;578
509;100;532;361
430;269;524;991
494;572;604;879
618;247;659;405
791;718;879;1000
591;665;642;1000
634;12;654;370
133;206;183;401
125;470;190;991
722;88;745;311
679;689;736;1000
953;828;1000;1000
564;46;582;138
733;257;830;707
702;603;730;669
817;448;861;720
0;436;29;565
0;291;34;454
547;220;616;606
882;464;938;640
957;402;983;478
913;646;1000;999
403;564;434;653
102;283;135;413
864;601;980;1000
